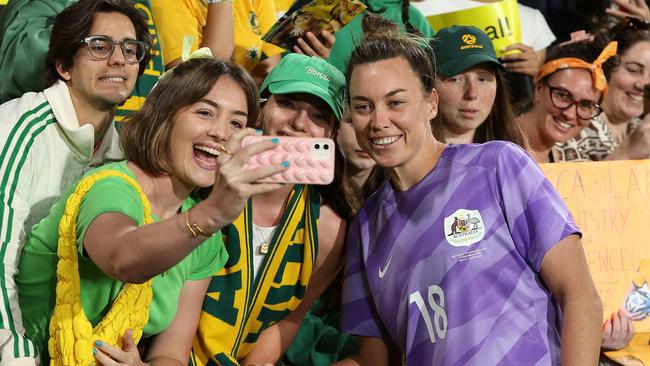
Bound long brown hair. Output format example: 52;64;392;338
432;66;526;147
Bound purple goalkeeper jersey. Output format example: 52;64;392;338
341;142;580;365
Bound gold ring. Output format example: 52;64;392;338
217;144;232;155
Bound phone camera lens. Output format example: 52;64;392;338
323;144;329;150
315;144;320;149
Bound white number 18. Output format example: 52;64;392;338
408;284;448;343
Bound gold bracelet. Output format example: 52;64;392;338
185;209;208;238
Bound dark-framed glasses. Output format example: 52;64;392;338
547;85;603;119
81;35;150;64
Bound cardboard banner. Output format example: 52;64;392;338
541;160;650;365
419;0;521;58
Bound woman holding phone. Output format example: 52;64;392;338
190;53;349;366
16;56;286;365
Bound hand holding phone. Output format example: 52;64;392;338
242;136;335;185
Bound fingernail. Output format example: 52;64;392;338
281;161;290;167
93;348;97;356
255;129;263;134
95;340;102;347
271;138;280;144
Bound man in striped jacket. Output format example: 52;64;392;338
0;1;152;364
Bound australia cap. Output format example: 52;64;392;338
433;25;503;77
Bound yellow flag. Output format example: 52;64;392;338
425;0;521;58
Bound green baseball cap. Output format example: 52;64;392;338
433;25;503;77
260;53;347;120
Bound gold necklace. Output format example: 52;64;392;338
252;223;276;255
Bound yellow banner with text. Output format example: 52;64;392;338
424;0;521;58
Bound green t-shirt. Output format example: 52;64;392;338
17;161;227;362
327;0;435;74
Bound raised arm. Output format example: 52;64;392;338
200;1;235;62
84;130;285;283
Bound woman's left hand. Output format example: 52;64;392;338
94;330;148;366
500;43;540;78
601;310;635;351
293;30;335;59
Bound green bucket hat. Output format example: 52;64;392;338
433;25;503;78
260;54;347;120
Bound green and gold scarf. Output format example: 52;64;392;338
190;185;320;366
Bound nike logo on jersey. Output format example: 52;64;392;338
378;256;392;278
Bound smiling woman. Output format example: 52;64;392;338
333;18;604;366
517;35;617;163
557;19;650;161
16;57;288;366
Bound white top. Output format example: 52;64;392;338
0;80;123;362
252;223;277;278
411;1;556;51
518;3;556;51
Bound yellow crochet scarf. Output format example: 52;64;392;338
48;170;153;366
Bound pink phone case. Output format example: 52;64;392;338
242;136;335;185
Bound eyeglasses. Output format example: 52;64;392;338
547;85;603;119
81;35;150;64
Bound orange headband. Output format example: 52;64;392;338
535;41;618;95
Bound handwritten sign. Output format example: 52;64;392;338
542;160;650;365
541;160;650;331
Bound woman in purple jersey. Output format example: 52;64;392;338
334;18;603;366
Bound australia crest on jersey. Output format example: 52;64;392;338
444;208;485;247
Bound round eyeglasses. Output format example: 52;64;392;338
81;35;150;64
547;85;603;120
